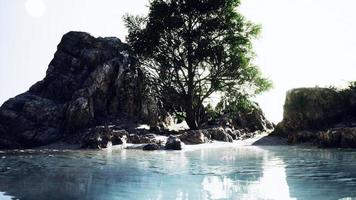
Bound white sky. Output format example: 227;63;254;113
1;0;356;123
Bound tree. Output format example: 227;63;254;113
124;0;271;129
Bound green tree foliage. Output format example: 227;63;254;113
124;0;271;129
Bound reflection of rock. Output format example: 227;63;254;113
269;146;356;200
165;136;183;150
0;147;266;200
0;31;171;149
1;146;356;200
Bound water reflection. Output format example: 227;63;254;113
200;147;294;200
271;147;356;200
239;156;294;200
0;146;355;199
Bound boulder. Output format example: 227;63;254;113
0;94;62;148
165;136;183;150
125;130;165;145
143;143;160;151
126;134;150;144
80;126;128;149
179;130;210;144
204;127;233;142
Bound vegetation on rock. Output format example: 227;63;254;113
273;83;356;148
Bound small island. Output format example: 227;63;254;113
0;31;274;151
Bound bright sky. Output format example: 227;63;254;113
1;0;356;123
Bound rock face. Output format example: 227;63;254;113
232;103;274;132
273;87;356;148
206;102;274;133
277;88;346;133
0;31;171;149
319;128;356;148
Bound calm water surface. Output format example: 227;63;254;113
0;146;356;200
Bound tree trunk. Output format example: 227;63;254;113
185;16;198;130
185;93;198;130
186;107;198;130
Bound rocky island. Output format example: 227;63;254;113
0;32;273;150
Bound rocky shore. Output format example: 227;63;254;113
0;32;273;151
271;87;356;148
2;31;355;150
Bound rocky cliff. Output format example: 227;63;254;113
0;32;171;149
272;87;356;147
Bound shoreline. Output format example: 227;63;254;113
0;133;289;154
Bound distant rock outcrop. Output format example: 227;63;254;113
205;102;274;133
272;87;356;147
0;31;171;149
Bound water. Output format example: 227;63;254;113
0;146;356;200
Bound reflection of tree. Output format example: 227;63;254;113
0;148;267;200
179;147;267;199
260;146;356;200
0;150;151;200
3;147;354;200
197;147;294;200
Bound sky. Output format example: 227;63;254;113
1;0;356;123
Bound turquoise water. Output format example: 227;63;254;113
0;146;356;200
